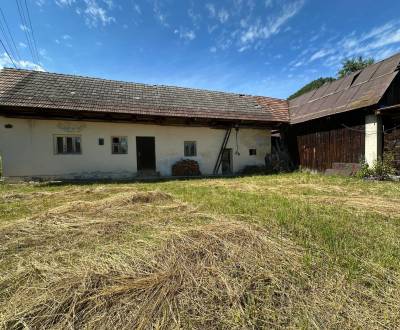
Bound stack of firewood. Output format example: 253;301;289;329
172;159;201;176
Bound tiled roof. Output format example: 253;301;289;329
289;52;400;124
0;68;289;123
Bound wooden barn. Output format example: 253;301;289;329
288;52;400;173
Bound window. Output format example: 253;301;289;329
112;136;128;154
249;149;257;156
55;136;81;154
184;141;197;157
98;138;104;146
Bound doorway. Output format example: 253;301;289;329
221;148;233;175
136;137;156;172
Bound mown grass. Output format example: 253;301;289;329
0;173;399;329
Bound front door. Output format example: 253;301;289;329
136;137;156;172
221;148;232;175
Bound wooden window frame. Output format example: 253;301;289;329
54;135;82;155
184;141;197;157
111;136;128;154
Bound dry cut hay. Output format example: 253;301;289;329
2;222;308;329
0;190;175;257
3;220;398;329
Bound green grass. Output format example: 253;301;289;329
1;173;399;329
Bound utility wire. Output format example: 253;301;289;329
0;37;17;68
0;18;18;63
0;9;20;65
15;0;38;64
23;0;39;63
0;6;21;63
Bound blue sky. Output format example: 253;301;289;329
1;0;400;98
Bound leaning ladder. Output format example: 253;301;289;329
213;127;232;175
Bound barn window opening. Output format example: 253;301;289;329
98;138;104;146
249;149;257;156
350;72;361;86
112;136;128;154
184;141;197;157
55;136;81;154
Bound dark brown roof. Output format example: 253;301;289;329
0;68;288;123
289;52;400;124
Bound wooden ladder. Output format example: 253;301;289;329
213;127;232;175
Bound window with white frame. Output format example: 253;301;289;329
112;136;128;154
184;141;197;157
55;136;82;154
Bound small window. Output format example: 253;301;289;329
184;141;197;157
98;138;104;146
112;136;128;154
55;136;81;154
249;149;257;156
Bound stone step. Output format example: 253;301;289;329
326;163;360;176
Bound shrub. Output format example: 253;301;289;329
356;153;396;180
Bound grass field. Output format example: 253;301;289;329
1;173;400;329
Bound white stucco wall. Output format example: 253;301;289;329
365;114;383;166
0;117;271;179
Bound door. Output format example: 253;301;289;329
221;148;232;174
136;137;156;171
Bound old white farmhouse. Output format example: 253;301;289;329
0;69;287;180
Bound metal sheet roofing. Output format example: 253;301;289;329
289;52;400;124
0;68;289;123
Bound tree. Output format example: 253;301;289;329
337;56;375;78
287;77;335;100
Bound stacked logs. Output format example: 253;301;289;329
172;159;201;176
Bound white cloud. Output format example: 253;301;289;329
309;49;333;61
102;0;113;9
206;3;216;17
153;0;169;27
133;4;141;15
83;0;115;27
218;9;229;23
265;0;273;8
288;19;400;72
36;0;46;6
174;28;196;41
19;42;27;48
0;53;45;71
239;0;304;45
62;34;72;40
55;0;76;6
39;48;52;61
20;24;30;32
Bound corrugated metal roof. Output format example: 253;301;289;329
289;52;400;124
0;68;288;123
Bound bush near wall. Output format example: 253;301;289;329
356;153;397;180
172;159;201;176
